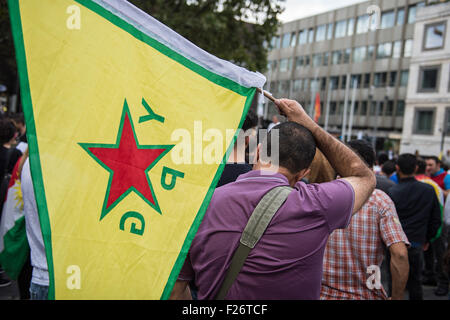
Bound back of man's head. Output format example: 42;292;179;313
0;119;17;145
348;139;375;169
382;160;396;176
397;153;417;175
264;122;316;174
242;109;258;132
416;158;427;175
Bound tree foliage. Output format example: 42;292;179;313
128;0;284;72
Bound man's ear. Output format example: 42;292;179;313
254;143;261;164
296;168;310;182
245;136;250;149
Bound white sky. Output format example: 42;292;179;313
279;0;369;23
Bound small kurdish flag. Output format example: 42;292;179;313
0;157;29;280
8;0;265;299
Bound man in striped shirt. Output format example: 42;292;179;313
321;140;410;300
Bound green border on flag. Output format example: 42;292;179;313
7;0;256;300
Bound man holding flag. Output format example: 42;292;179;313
8;0;265;299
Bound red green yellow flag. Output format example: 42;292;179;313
8;0;265;299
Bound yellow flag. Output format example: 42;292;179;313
9;0;265;299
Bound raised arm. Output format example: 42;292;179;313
274;99;376;213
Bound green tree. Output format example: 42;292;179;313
128;0;284;72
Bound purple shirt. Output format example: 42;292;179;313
178;170;355;300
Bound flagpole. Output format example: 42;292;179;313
347;78;358;142
341;73;350;141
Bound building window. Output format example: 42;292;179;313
396;100;405;116
270;36;279;49
290;32;297;47
408;2;425;24
329;76;339;90
363;73;371;88
343;48;351;64
374;72;387;87
327;23;334;40
281;33;291;48
279;80;290;93
341;75;347;89
323;52;329;66
377;42;392;59
367;45;375;60
331;50;342;65
304;79;310;91
413;108;435;135
393;41;402;58
321;78;327;91
400;70;409;87
418;65;441;92
308;28;315;43
330;102;337;115
335;20;347;38
312;53;323;67
316;24;326;42
347;18;355;36
310;78;320;91
381;10;395;29
361;101;368;116
279;58;292;72
356;15;369;34
423;21;446;50
350;74;361;88
386;101;394;116
404;39;413;57
352;46;367;63
298;30;307;45
389;72;397;87
293;79;302;91
396;8;405;26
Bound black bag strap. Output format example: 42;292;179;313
215;185;293;300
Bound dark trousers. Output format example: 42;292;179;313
424;226;449;289
407;247;424;300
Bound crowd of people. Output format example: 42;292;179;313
1;98;450;300
171;98;450;301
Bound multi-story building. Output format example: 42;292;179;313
265;0;427;152
400;1;450;156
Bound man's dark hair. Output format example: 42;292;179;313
0;119;17;144
416;158;426;175
10;113;25;126
348;139;375;168
263;122;316;173
242;109;258;132
382;160;396;176
377;153;389;166
426;155;440;165
397;153;417;175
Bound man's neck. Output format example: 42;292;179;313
253;164;298;187
227;146;246;164
397;172;414;180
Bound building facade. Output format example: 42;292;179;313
399;1;450;156
266;0;427;152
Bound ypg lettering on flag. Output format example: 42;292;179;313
79;98;184;235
